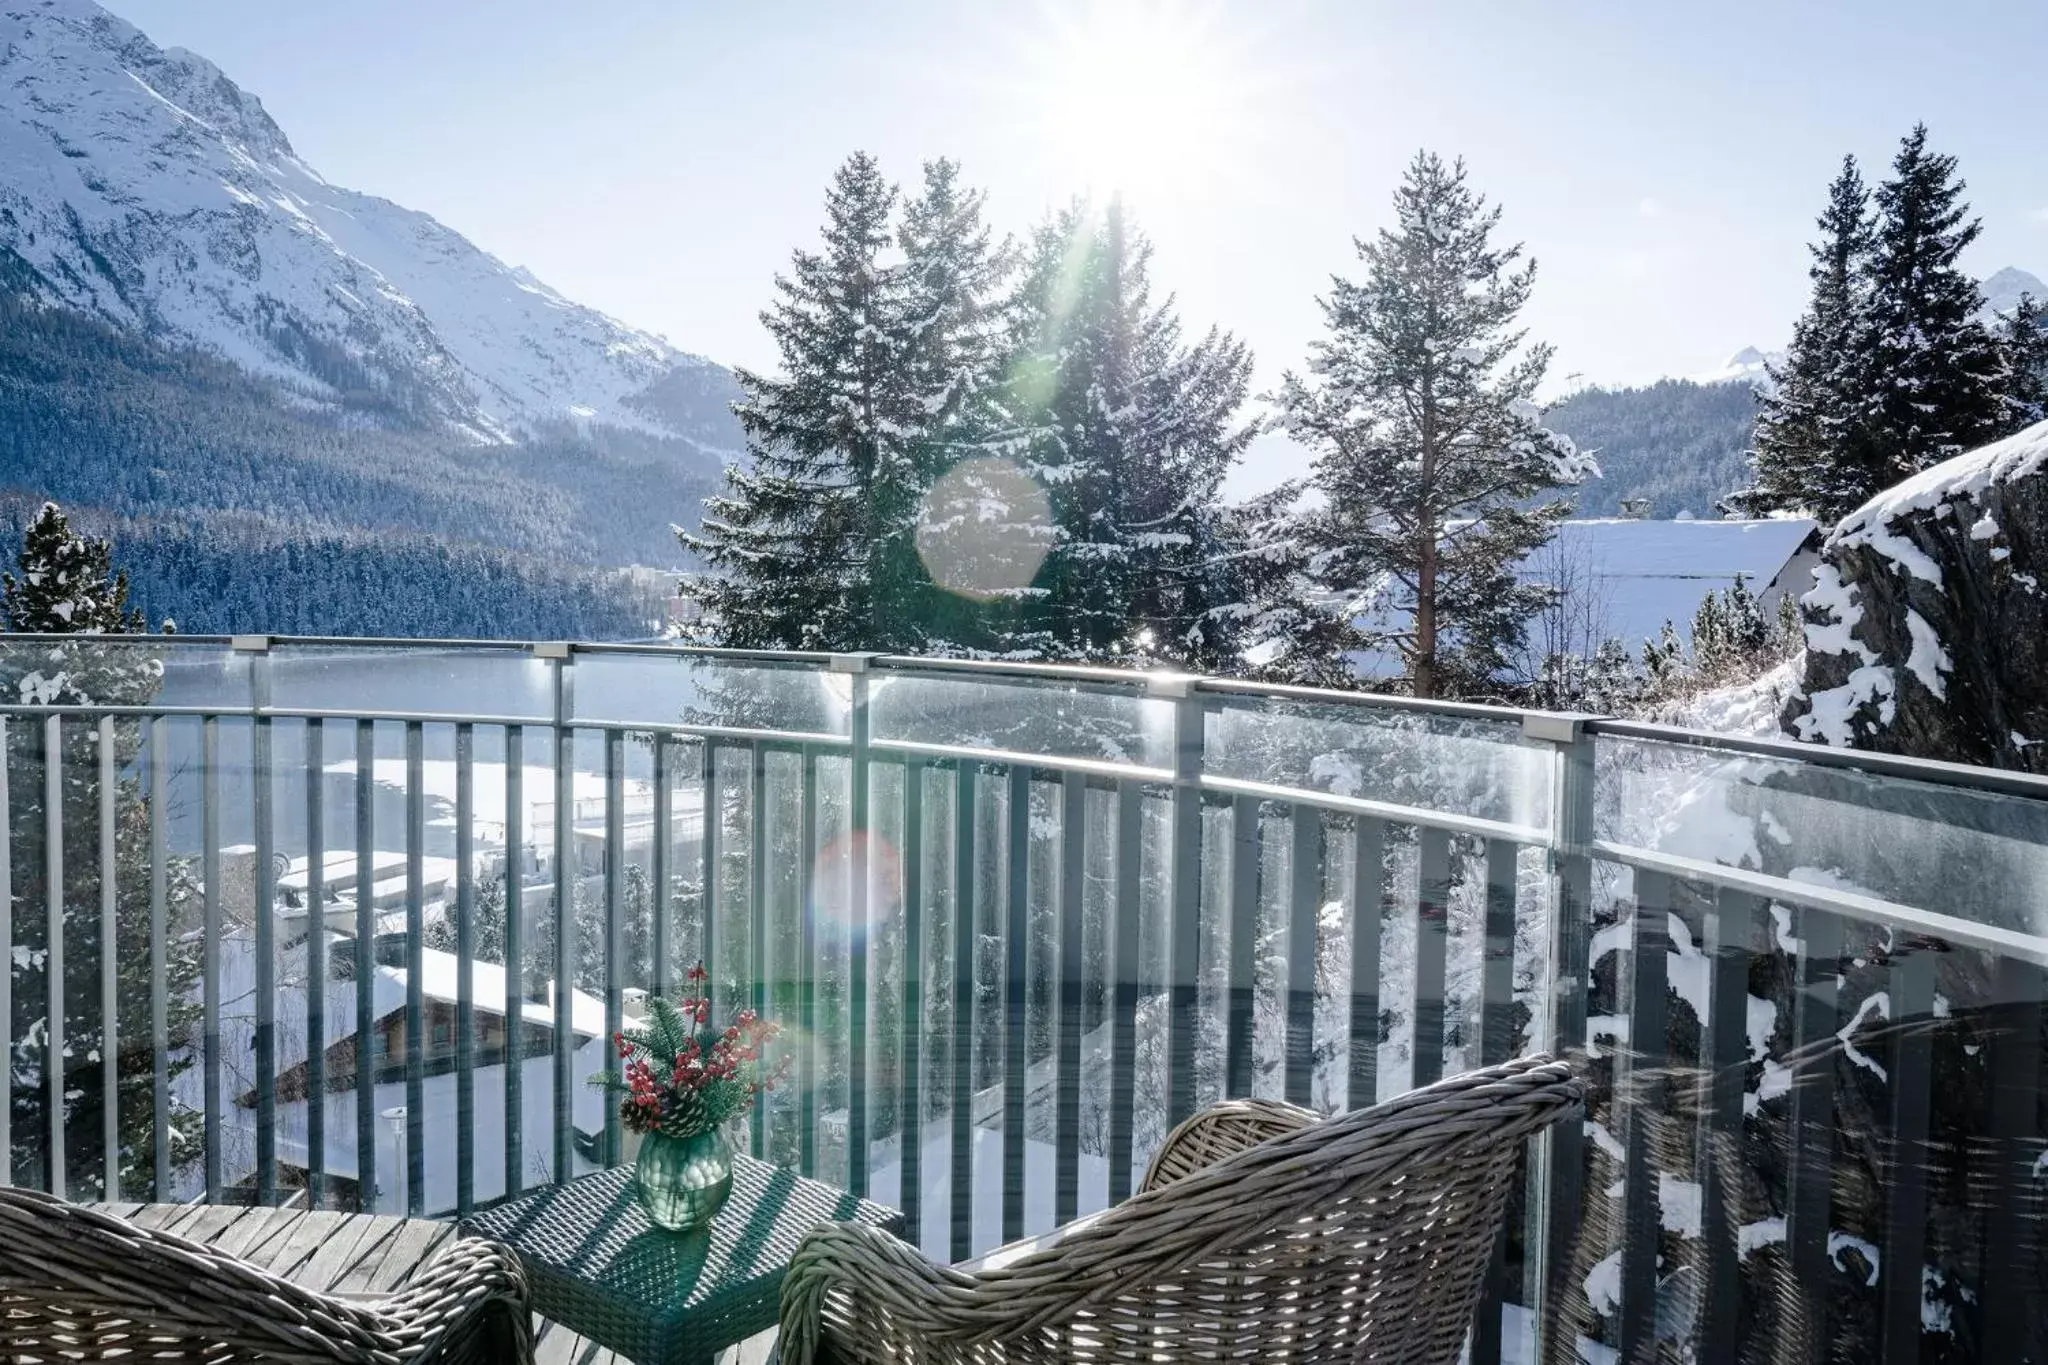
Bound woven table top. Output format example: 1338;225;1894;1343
464;1156;902;1365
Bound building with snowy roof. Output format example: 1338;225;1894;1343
1523;515;1821;653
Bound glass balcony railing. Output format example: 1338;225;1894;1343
1;634;2043;1362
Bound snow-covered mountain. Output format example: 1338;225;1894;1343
1978;266;2046;322
0;0;735;448
1690;345;1781;386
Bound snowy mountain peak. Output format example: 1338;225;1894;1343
1691;346;1780;386
1979;266;2046;321
0;0;733;445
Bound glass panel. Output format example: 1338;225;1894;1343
869;670;1169;769
268;643;548;721
1203;694;1551;833
1593;734;2048;934
571;651;845;737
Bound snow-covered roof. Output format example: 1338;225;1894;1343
1519;517;1819;650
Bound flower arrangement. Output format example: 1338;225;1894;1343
590;963;785;1138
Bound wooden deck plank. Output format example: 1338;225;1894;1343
291;1213;386;1296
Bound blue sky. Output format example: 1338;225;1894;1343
113;0;2048;479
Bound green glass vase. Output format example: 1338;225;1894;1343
634;1126;734;1232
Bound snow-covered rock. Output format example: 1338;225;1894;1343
0;0;735;448
1783;419;2048;767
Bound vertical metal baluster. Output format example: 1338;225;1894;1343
1983;956;2044;1358
748;739;768;1159
148;718;168;1195
404;721;425;1214
1054;773;1085;1227
1700;889;1757;1365
1616;871;1672;1362
845;658;873;1198
703;740;721;1015
900;760;925;1244
0;718;10;1186
1469;837;1521;1365
603;727;625;1168
1348;818;1386;1112
794;745;815;1175
1164;685;1204;1127
1225;794;1259;1098
1284;806;1321;1107
42;716;66;1199
1877;937;1932;1365
1001;766;1028;1244
1786;905;1842;1365
1533;722;1593;1362
305;721;326;1209
253;668;277;1206
651;734;670;999
202;715;221;1203
353;719;375;1212
948;761;976;1263
1412;826;1452;1087
455;722;476;1212
552;653;575;1184
97;715;117;1200
504;725;524;1199
1107;780;1141;1205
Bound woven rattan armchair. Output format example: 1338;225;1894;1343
0;1187;533;1363
779;1054;1582;1365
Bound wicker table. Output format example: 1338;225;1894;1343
463;1156;902;1365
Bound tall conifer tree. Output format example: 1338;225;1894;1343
974;199;1254;666
1261;152;1592;699
1858;125;2007;490
1733;157;1878;521
683;153;909;651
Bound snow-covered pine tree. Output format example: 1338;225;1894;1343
683;153;919;652
2;503;201;1197
977;199;1255;666
1730;156;1878;521
893;159;1015;653
1262;152;1593;699
1999;292;2048;433
1858;125;2008;491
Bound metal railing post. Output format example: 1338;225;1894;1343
539;642;575;1185
1525;712;1595;1365
836;653;877;1196
1158;675;1205;1129
240;636;277;1206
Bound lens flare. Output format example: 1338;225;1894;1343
809;830;904;935
915;456;1055;602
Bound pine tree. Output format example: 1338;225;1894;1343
1261;152;1593;699
974;199;1255;666
892;159;1015;652
1732;156;1878;521
683;153;913;651
1858;125;2007;491
3;504;202;1196
1999;293;2048;433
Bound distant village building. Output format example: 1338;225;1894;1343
1524;516;1820;651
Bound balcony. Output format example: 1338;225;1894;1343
1;635;2043;1362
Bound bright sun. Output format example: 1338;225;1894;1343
1024;1;1249;205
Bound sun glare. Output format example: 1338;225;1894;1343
1024;2;1250;206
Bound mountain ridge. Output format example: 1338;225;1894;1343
0;0;738;450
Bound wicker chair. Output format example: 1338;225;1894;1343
779;1053;1582;1365
0;1187;533;1363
